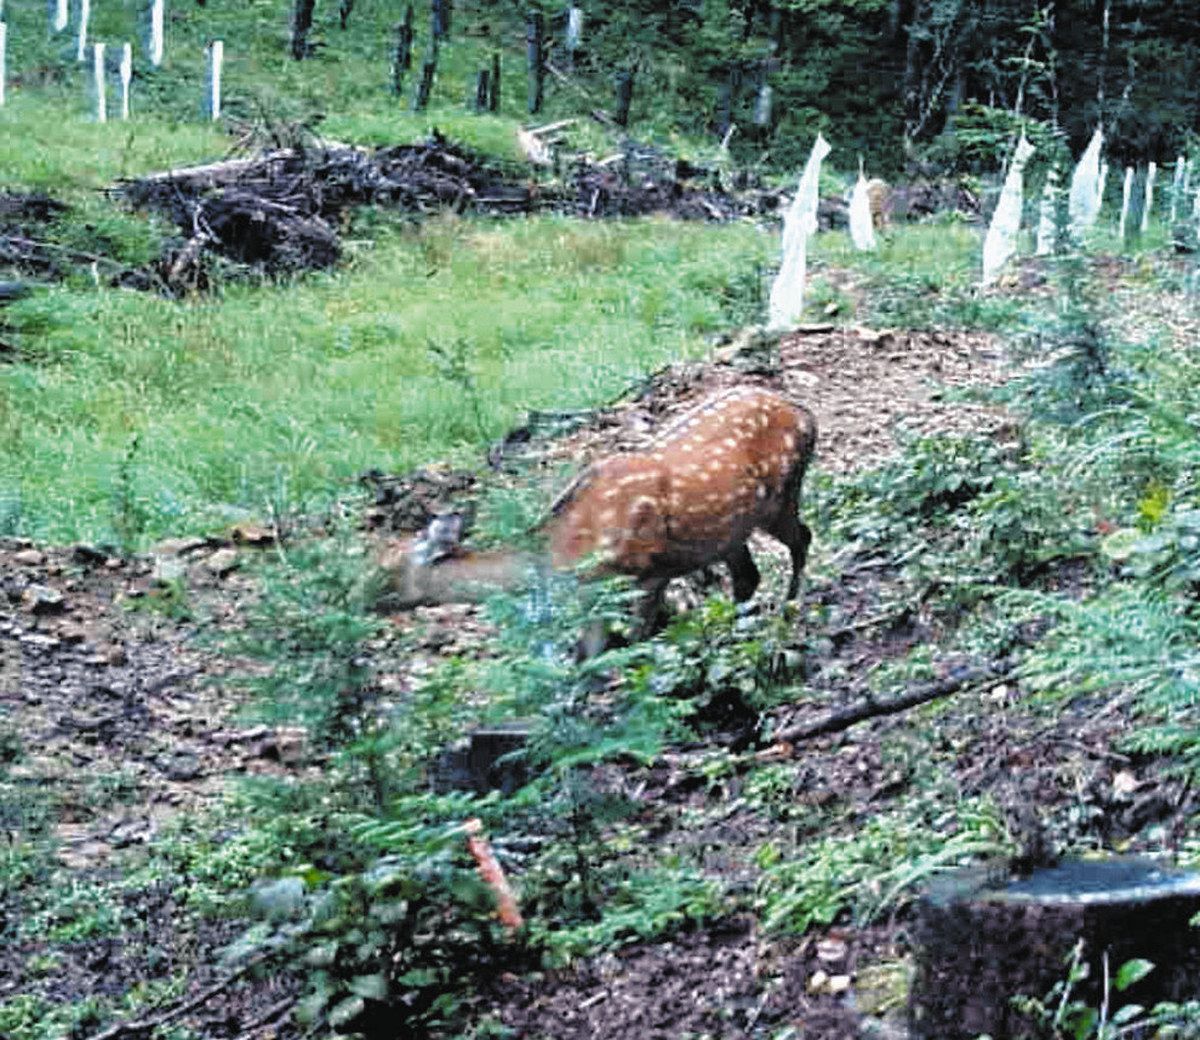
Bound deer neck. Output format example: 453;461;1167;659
414;548;541;605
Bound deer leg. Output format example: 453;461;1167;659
633;576;670;640
576;618;613;662
766;507;812;600
725;543;761;603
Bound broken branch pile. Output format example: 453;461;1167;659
0;192;71;278
116;133;783;288
569;143;783;220
117;134;536;286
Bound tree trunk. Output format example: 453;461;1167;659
526;12;544;114
902;0;926;154
412;46;437;111
613;68;634;127
338;0;353;30
473;69;490;112
391;8;414;95
490;52;501;112
432;0;450;41
714;62;741;138
291;0;317;60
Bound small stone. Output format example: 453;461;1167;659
57;623;87;645
1113;770;1140;797
161;752;203;782
827;974;852;995
19;633;60;651
106;645;127;666
807;970;829;994
816;937;848;964
21;585;64;615
229;523;275;546
151;556;187;584
153;536;209;558
12;549;45;567
72;544;109;565
255;727;306;764
104;557;123;570
204;548;241;577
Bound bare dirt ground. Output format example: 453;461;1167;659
6;319;1183;1037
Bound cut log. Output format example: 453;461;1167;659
909;858;1200;1039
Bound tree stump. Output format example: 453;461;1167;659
466;722;530;794
412;47;437;112
909;859;1200;1040
432;722;531;794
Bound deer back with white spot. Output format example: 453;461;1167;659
379;386;817;641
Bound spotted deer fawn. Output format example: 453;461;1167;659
865;178;891;229
379;386;817;649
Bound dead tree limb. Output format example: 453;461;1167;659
764;657;1017;751
86;954;270;1040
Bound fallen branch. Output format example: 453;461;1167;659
241;994;296;1034
762;657;1017;752
125;149;302;187
86;954;269;1040
166;230;213;286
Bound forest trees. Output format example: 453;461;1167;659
545;0;1200;172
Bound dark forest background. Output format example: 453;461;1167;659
543;0;1198;172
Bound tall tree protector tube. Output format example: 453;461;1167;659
849;166;876;252
1118;166;1134;242
768;133;830;331
1068;126;1103;239
982;134;1035;287
1141;161;1157;233
1036;167;1059;256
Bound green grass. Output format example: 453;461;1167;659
1;216;771;545
0;0;617;190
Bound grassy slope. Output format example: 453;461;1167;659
2;218;771;543
0;0;776;544
8;9;1200;1039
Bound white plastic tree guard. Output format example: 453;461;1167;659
767;133;830;331
1141;161;1157;233
76;0;89;62
150;0;164;67
1068;127;1103;238
982;134;1035;287
120;42;132;119
208;39;223;120
1118;166;1134;242
1170;155;1186;225
1035;168;1058;256
849;167;876;252
53;0;68;33
93;41;105;122
566;7;583;51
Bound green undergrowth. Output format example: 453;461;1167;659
0;0;602;186
15;246;1200;1037
810;219;1023;331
